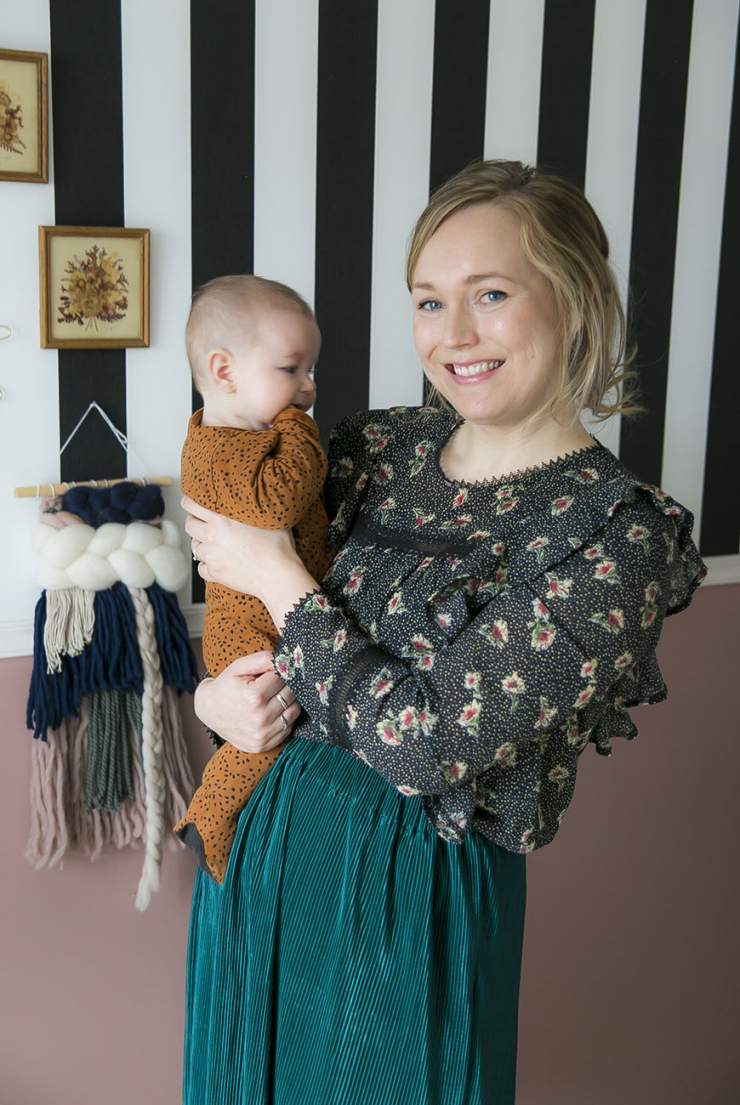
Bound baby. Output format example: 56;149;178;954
175;275;332;882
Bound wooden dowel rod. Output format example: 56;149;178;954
14;477;173;499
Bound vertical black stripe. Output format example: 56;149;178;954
700;19;740;557
423;0;489;403
536;0;596;189
619;0;694;485
313;0;378;443
190;0;256;602
428;0;490;196
190;1;255;291
50;1;126;483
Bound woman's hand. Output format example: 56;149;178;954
194;651;301;752
183;495;320;631
183;495;297;597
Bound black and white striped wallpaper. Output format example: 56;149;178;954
11;0;740;630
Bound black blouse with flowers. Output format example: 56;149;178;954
275;406;706;852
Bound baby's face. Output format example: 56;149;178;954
230;307;320;431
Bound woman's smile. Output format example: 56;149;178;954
446;358;505;379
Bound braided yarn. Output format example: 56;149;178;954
127;586;166;912
32;519;188;593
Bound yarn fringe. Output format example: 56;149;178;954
26;579;198;909
26;703;147;867
44;588;95;673
26;687;194;873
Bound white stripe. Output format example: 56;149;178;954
368;0;436;409
121;0;193;601
253;0;319;308
662;0;740;541
0;1;57;626
484;0;545;165
583;0;647;454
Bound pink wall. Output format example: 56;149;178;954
518;583;740;1104
2;587;738;1104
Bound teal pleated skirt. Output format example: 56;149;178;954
183;739;526;1105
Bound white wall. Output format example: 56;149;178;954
2;0;739;663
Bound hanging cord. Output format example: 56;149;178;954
128;586;166;911
59;401;151;479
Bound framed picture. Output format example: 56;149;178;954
0;48;48;183
39;226;150;349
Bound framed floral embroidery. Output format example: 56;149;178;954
39;225;150;348
0;48;47;183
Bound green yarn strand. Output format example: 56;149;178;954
84;690;136;813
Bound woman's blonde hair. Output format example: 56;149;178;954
406;160;639;422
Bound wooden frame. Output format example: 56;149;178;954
0;48;48;183
39;226;150;349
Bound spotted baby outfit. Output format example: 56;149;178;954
175;406;332;881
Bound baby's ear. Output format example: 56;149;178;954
207;349;236;392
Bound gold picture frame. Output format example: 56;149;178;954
39;226;150;349
0;48;48;183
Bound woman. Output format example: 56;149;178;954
183;161;705;1105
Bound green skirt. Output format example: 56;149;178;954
183;739;526;1105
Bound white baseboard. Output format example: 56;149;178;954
0;603;205;660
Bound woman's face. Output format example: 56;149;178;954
411;203;563;433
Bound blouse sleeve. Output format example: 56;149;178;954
276;487;704;802
212;408;327;529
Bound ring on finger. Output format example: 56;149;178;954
275;691;288;711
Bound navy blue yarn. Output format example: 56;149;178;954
27;585;144;739
27;582;197;738
62;482;164;526
147;583;199;695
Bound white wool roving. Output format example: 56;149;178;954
32;520;189;592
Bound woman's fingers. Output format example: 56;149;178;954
181;494;218;522
184;514;208;542
228;651;278;678
192;652;298;751
270;698;301;744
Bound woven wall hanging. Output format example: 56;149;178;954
21;405;198;910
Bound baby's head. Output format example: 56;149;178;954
186;275;321;431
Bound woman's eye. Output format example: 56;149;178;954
481;290;506;305
418;299;443;312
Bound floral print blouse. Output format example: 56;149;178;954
275;407;706;852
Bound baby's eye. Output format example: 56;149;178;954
281;365;298;374
417;299;443;312
480;290;506;305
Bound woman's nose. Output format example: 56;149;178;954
442;303;476;348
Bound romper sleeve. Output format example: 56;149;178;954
276;472;705;841
211;408;327;529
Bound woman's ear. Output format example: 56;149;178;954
206;349;237;393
